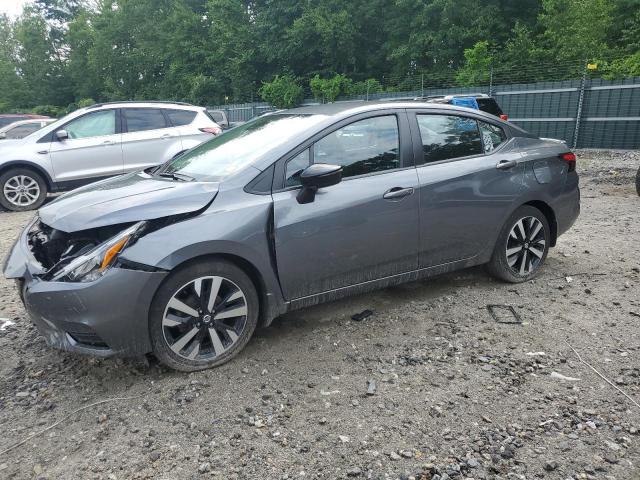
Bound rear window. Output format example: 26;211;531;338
123;108;167;132
207;110;225;124
165;109;197;126
476;98;503;116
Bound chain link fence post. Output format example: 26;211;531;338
489;65;493;97
572;61;588;149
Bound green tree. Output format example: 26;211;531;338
259;74;304;108
455;41;493;86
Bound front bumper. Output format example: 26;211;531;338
3;225;168;357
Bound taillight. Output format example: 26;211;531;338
200;127;222;135
499;114;509;121
560;152;576;172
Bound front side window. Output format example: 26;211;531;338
313;115;400;178
285;149;310;187
64;110;116;139
479;121;507;153
124;108;167;133
416;114;482;163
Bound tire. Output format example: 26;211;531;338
636;166;640;196
0;168;48;211
149;259;259;372
487;205;550;283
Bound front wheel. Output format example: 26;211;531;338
0;168;48;211
635;166;640;196
149;259;259;372
487;206;550;283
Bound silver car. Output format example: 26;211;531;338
0;118;57;140
3;102;580;371
0;101;221;211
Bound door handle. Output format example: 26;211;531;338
103;140;114;146
383;187;414;200
160;134;171;139
496;159;518;170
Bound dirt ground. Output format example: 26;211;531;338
0;150;638;480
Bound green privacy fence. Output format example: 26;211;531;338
209;76;640;150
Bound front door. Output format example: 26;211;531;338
272;112;420;300
408;111;525;267
49;109;123;182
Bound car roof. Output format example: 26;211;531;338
86;101;198;110
3;118;56;126
0;113;50;118
284;100;501;122
0;118;56;132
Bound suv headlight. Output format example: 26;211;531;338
52;222;147;282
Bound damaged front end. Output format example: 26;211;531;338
28;219;147;282
2;216;174;356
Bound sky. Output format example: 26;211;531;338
0;0;32;18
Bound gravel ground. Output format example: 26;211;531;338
0;150;638;480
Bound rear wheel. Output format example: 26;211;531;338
0;168;48;211
487;205;550;283
149;259;259;371
635;165;640;196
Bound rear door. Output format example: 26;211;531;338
49;109;123;182
121;108;183;172
408;110;524;267
272;111;421;300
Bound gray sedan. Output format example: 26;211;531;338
3;102;580;371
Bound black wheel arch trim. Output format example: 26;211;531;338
0;160;54;190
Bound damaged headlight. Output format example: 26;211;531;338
51;222;147;282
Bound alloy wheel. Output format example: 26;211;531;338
505;216;546;276
3;175;41;207
162;276;248;361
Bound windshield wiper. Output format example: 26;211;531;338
157;172;195;182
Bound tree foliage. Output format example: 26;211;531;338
0;0;638;112
259;74;304;108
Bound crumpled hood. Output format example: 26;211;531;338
39;172;219;232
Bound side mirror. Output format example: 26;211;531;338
296;163;342;204
55;129;69;141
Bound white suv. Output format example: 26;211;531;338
0;101;221;211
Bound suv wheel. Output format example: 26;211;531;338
149;259;259;371
636;165;640;196
487;205;550;283
0;168;48;211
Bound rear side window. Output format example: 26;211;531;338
416;115;482;163
123;108;167;132
479;121;507;153
165;109;197;127
313;115;400;179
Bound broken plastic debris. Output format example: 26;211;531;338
550;371;581;382
486;305;523;324
320;390;340;396
0;319;15;331
351;309;373;322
